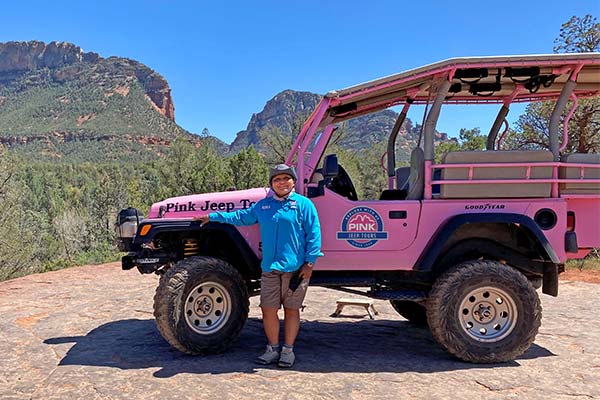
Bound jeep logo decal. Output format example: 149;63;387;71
337;207;388;248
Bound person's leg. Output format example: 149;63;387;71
278;272;309;368
261;306;280;345
283;307;300;347
259;271;283;345
278;308;300;368
256;272;283;365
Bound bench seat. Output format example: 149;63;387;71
439;150;554;199
559;153;600;195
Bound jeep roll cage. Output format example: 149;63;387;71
287;53;600;198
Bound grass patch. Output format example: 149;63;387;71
566;250;600;271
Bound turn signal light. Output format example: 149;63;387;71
567;212;575;232
140;224;152;236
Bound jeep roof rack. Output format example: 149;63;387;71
324;53;600;116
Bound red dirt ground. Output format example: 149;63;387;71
560;269;600;284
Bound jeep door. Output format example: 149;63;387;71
310;187;421;270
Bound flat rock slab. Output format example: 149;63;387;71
0;263;599;400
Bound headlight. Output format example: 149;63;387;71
115;208;144;251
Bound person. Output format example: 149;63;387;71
194;163;322;368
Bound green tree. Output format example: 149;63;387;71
358;142;387;199
434;140;461;163
187;142;233;193
90;170;128;244
0;149;37;280
458;128;486;151
258;124;294;165
434;128;484;162
160;137;196;196
553;15;600;53
506;15;600;153
258;112;311;164
229;145;268;189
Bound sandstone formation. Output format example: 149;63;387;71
0;41;175;120
228;89;451;155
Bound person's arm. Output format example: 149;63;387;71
194;203;258;226
299;200;323;279
302;200;323;263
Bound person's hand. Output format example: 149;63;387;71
299;263;313;280
193;215;210;226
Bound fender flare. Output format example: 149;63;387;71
133;220;261;275
415;213;560;272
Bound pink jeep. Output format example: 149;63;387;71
117;53;600;363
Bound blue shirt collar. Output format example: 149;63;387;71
268;190;297;203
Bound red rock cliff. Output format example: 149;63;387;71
0;41;175;121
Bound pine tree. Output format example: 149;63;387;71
229;145;268;189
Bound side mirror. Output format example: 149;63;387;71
323;154;339;178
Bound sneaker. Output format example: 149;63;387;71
278;347;295;368
255;345;280;365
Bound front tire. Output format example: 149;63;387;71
426;260;541;363
153;256;249;354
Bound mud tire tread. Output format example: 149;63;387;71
153;256;249;355
426;260;542;363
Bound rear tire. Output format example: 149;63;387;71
153;256;249;354
389;300;428;326
426;260;541;363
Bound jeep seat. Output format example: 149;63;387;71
439;150;554;198
406;147;425;200
396;166;411;191
560;153;600;194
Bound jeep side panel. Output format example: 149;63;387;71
310;193;566;271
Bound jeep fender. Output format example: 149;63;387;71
132;220;261;278
415;213;560;296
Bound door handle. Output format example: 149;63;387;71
389;211;407;219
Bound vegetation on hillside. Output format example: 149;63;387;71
0;58;188;137
0;140;269;281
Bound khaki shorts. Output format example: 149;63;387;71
260;271;309;310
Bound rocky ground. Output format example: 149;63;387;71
0;263;599;400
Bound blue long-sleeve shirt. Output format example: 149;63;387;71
209;192;323;272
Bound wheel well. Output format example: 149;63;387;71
429;222;553;279
154;227;261;282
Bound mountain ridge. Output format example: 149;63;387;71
0;40;175;121
0;41;234;162
0;40;450;163
228;89;451;157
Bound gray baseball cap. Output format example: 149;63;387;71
269;164;297;184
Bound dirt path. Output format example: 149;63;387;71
1;263;599;400
559;269;600;284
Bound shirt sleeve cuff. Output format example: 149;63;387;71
304;254;321;264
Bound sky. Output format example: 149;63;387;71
1;1;598;144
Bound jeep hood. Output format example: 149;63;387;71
147;187;270;219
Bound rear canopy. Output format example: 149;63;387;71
320;53;600;127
